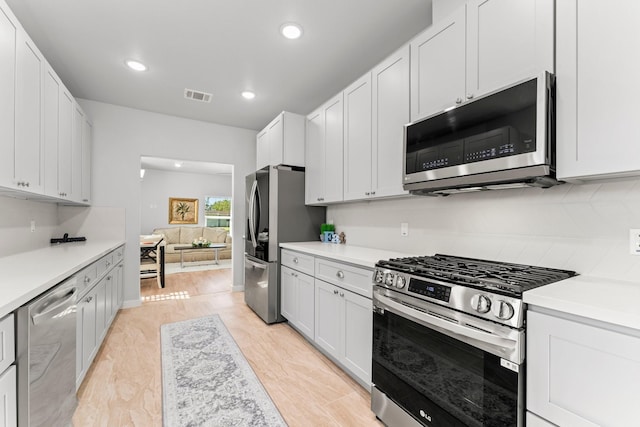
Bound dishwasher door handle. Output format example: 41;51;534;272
31;287;78;326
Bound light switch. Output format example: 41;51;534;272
401;223;409;237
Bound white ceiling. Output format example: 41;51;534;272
5;0;432;131
140;156;233;176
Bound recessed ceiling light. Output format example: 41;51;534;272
242;91;256;100
125;60;147;72
280;23;303;40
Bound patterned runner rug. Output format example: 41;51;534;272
161;315;287;426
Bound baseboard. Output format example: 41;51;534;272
122;299;142;309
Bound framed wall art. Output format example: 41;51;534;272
169;197;198;224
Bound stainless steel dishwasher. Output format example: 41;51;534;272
16;276;78;427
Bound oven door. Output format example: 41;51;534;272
372;288;525;427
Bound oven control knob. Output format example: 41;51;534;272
492;300;515;320
385;273;395;286
395;275;406;289
374;270;384;284
470;294;491;313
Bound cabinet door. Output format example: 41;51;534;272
343;73;372;201
323;94;344;203
466;0;553;98
557;0;640;180
43;66;60;197
81;288;97;376
267;113;284;167
372;45;410;199
256;129;268;170
527;310;640;427
0;365;16;427
314;280;342;360
95;277;107;341
342;290;372;386
296;272;315;340
280;266;297;322
305;108;324;204
410;6;466;121
281;112;305;167
81;118;92;204
71;104;84;202
0;7;16;188
58;88;73;198
15;31;44;193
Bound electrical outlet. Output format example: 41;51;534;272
401;222;409;237
629;229;640;255
30;220;36;232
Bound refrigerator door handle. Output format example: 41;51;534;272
248;180;258;248
245;257;267;270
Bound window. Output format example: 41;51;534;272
204;197;231;231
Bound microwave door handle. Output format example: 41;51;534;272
374;292;522;362
248;180;258;248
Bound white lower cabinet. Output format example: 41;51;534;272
0;365;16;427
314;279;372;388
280;266;315;340
281;249;373;388
76;246;124;389
527;309;640;427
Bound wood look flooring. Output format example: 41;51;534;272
73;268;382;426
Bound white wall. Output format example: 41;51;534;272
139;168;232;234
327;178;640;282
79;99;256;305
0;197;59;257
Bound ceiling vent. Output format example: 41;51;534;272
184;88;212;103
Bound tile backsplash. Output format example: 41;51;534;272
327;177;640;282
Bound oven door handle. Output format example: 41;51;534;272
374;292;522;362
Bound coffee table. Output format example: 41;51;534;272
174;244;227;268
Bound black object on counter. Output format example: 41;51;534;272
50;233;87;244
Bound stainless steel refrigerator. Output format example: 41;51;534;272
244;165;325;323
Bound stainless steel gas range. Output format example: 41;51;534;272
371;254;576;427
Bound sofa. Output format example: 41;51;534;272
151;226;232;263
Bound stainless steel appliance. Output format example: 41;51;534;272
371;254;575;427
245;165;325;323
16;276;78;427
404;72;559;196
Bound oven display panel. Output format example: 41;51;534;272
408;278;451;302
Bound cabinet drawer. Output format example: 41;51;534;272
281;250;314;276
315;258;373;298
113;246;124;264
0;314;15;373
77;263;98;294
96;253;114;276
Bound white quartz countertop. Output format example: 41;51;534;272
524;275;640;331
0;240;125;318
279;242;413;269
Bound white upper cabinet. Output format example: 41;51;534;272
371;45;410;199
343;45;410;201
343;73;373;201
14;30;44;194
43;65;60;198
411;6;466;121
0;6;15;189
305;94;344;205
256;111;305;170
81;118;92;204
71;103;84;202
58;89;73;199
411;0;554;121
556;0;640;181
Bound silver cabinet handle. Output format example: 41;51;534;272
336;271;344;279
365;192;370;196
339;292;344;297
456;97;463;104
107;276;112;281
106;261;111;267
466;93;474;100
371;191;376;195
293;257;298;264
84;276;91;283
85;296;93;303
333;289;339;295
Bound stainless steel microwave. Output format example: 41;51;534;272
403;72;560;196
